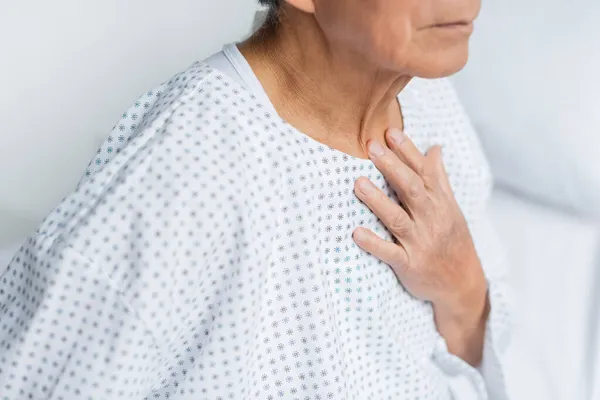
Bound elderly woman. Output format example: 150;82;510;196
0;0;512;399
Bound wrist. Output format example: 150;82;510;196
433;278;490;366
435;276;489;328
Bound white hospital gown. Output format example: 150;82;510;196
0;51;512;400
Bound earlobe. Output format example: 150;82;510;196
283;0;316;14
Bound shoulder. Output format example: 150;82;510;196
23;63;285;327
81;62;227;182
40;63;278;246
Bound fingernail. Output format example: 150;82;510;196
357;178;376;195
389;128;405;145
368;140;385;157
354;228;368;243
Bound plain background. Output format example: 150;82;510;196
0;0;259;244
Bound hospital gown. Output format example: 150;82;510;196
0;45;513;400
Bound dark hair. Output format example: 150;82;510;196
257;0;281;28
258;0;280;9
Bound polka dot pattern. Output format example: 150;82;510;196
0;62;511;400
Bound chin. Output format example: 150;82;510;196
425;57;469;78
393;42;472;79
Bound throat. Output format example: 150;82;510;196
305;97;405;160
238;31;408;161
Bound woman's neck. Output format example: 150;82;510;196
239;11;411;159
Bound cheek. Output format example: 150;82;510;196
316;0;414;67
371;18;414;70
346;9;415;71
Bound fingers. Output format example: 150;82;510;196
383;129;453;195
425;145;443;167
367;139;426;212
425;145;453;194
352;227;408;271
354;177;414;239
386;128;425;175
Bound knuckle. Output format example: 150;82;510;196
390;209;410;234
406;178;423;199
422;173;439;189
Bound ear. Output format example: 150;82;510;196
283;0;316;14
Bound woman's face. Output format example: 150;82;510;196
304;0;482;78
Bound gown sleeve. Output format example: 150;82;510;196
0;236;168;399
0;64;211;399
432;203;514;400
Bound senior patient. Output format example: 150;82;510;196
0;0;512;399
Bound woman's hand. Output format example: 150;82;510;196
352;128;489;366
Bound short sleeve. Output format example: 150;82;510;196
0;235;167;399
432;206;514;400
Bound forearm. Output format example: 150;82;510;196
434;287;490;367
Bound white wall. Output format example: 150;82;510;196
0;0;259;243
